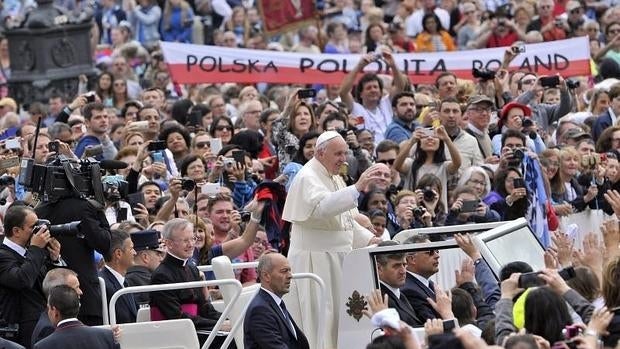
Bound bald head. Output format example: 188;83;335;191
257;252;292;297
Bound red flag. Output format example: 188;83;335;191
257;0;317;35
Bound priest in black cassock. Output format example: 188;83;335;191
150;219;227;332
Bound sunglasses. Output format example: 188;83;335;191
376;159;395;165
195;141;210;149
215;125;232;131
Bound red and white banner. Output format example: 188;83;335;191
257;0;317;35
161;37;590;85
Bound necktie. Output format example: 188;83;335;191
279;301;297;339
428;280;436;295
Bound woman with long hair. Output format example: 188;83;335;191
291;131;320;166
393;126;461;212
209;116;235;146
112;78;129;110
415;13;456;52
363;23;385;53
540;149;572;217
488;167;528;220
161;0;194;43
95;72;114;107
272;99;317;172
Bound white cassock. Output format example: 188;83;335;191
282;157;374;349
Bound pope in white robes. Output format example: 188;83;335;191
282;131;387;349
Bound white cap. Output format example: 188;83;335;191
316;131;342;147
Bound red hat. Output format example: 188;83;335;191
500;101;532;120
498;102;532;129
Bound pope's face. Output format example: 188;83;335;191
318;137;348;175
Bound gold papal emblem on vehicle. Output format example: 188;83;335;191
346;290;367;322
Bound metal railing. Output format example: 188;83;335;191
98;277;109;325
108;279;242;349
197;261;258;273
291;273;326;349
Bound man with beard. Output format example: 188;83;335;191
74;103;117;160
384;92;417;144
204;193;257;284
438;97;484;171
340;52;408;143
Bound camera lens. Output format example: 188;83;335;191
181;178;196;191
412;207;425;218
423;188;436;201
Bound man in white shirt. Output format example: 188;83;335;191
99;230;137;324
340;52;408;144
283;131;385;348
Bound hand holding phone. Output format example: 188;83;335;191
518;271;546;288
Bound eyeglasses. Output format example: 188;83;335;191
468;106;493;113
467;179;485;186
521;79;536;85
215;125;232;131
376;159;396;165
570;8;582;14
539;5;552;9
195;141;210;149
423;250;440;256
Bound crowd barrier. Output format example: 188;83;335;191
558;208;612;249
108;279;242;349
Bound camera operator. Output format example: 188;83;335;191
0;205;62;348
34;192;112;326
102;175;134;225
388;190;434;236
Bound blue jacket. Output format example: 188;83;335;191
161;6;193;43
384;117;416;144
129;5;161;44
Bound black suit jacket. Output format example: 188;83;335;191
244;289;309;349
380;283;423;327
30;312;53;348
0;338;24;349
592;109;612;142
35;198;112;325
98;268;137;324
0;243;49;348
33;320;118;349
150;254;221;330
401;273;440;322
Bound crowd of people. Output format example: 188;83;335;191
0;0;619;348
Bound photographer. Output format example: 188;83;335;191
208;145;256;209
0;205;62;348
387;190;434;237
35;193;112;326
491;102;546;155
445;186;500;226
102;175;134;225
514;74;572;131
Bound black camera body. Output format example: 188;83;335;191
181;178;196;191
566;79;580;89
412;206;425;219
34;219;83;238
423;187;436;201
472;68;496;81
18;155;105;206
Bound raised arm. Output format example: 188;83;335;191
221;201;265;258
435;126;461;174
339;54;375;111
